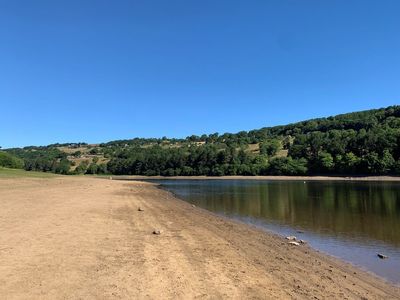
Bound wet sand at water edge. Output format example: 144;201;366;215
0;176;399;299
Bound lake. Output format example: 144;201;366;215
150;179;400;283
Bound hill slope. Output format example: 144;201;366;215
5;105;400;176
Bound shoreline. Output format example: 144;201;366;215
120;179;400;296
153;181;400;284
108;174;400;182
0;176;399;298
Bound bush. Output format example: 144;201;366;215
0;151;24;169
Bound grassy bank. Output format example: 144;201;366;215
0;167;59;178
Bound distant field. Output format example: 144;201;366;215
0;168;59;178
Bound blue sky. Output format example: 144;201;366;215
1;0;399;148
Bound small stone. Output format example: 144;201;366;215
138;207;144;211
299;240;307;244
192;204;196;207
288;241;300;246
286;236;297;241
377;253;388;259
153;230;161;235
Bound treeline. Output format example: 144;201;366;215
103;106;400;176
4;105;400;176
106;144;308;176
0;151;24;169
5;147;72;174
5;147;108;175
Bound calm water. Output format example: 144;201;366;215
150;179;400;283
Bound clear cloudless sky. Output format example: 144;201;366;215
1;0;399;148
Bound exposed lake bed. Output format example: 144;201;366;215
151;179;400;283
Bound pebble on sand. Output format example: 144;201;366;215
288;241;301;246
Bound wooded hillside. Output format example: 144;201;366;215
5;105;400;176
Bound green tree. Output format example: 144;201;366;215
75;161;89;174
260;139;281;156
317;151;334;172
0;151;24;169
86;163;99;174
54;159;71;174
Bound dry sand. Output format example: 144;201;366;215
0;176;399;299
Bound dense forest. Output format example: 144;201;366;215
3;105;400;176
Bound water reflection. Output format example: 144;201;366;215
161;180;400;246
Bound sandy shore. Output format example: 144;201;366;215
0;176;399;299
111;175;400;182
